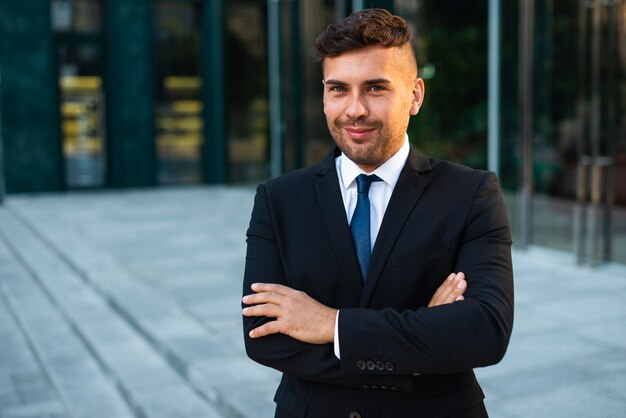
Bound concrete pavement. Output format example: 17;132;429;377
0;187;625;417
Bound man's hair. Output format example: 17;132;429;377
315;8;414;61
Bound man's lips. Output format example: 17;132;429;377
343;127;375;140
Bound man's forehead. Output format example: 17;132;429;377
324;49;396;77
322;45;414;81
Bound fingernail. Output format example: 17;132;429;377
242;308;248;314
447;273;455;281
456;281;465;289
242;296;248;302
251;283;259;290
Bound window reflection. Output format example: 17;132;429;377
53;0;106;188
154;2;203;184
224;0;269;182
399;0;488;170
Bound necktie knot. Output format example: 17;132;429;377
355;174;382;195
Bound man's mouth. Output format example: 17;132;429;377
343;127;376;140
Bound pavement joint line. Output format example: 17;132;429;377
0;279;72;418
0;212;142;418
0;232;135;418
0;207;223;418
3;202;245;418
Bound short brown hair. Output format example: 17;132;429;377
315;8;413;60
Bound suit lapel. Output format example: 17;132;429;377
360;148;432;307
314;148;364;301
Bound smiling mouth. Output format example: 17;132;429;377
344;127;375;140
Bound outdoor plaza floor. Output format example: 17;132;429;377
0;187;625;418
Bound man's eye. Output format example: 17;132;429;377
369;85;384;92
329;86;346;92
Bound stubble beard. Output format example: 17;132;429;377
328;117;403;169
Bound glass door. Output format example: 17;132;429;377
53;0;106;188
605;0;626;265
529;0;625;266
573;0;626;265
154;1;203;184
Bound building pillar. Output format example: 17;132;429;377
202;0;227;184
488;0;501;177
105;0;156;187
0;0;64;193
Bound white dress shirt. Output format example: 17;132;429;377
333;136;410;358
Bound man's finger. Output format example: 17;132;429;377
242;303;281;318
430;273;456;302
242;291;284;306
428;273;459;307
251;282;292;294
249;320;283;338
428;272;467;307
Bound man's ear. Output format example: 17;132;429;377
410;78;425;115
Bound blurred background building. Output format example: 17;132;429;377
0;0;624;267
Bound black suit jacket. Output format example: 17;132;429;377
243;146;514;418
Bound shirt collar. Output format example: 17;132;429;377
339;134;410;191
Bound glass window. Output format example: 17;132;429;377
299;0;339;168
224;0;270;183
154;2;203;184
53;0;106;188
397;0;489;170
608;0;626;265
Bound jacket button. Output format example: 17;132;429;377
375;360;385;371
366;360;376;371
349;412;361;418
385;361;394;371
356;360;366;371
390;386;398;391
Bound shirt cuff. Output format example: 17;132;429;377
333;310;341;359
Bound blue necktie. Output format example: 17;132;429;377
350;174;381;281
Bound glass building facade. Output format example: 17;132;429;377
0;0;624;267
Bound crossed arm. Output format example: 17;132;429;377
242;272;467;344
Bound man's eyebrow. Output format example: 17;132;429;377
323;78;392;86
323;79;348;86
363;78;391;85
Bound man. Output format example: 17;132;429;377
242;8;513;418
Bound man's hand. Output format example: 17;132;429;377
242;283;337;344
428;272;466;308
243;273;466;344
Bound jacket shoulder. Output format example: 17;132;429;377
427;158;495;186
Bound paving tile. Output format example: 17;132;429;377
0;400;67;418
571;314;626;351
491;378;626;418
3;189;626;418
0;209;220;418
477;349;618;399
0;281;68;417
0;278;133;418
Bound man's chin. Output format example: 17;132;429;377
342;149;384;167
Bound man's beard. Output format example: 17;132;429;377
328;117;397;168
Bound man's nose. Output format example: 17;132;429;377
345;94;367;119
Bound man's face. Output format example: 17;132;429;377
323;44;424;172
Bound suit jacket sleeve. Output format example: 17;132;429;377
338;171;514;376
243;184;415;392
